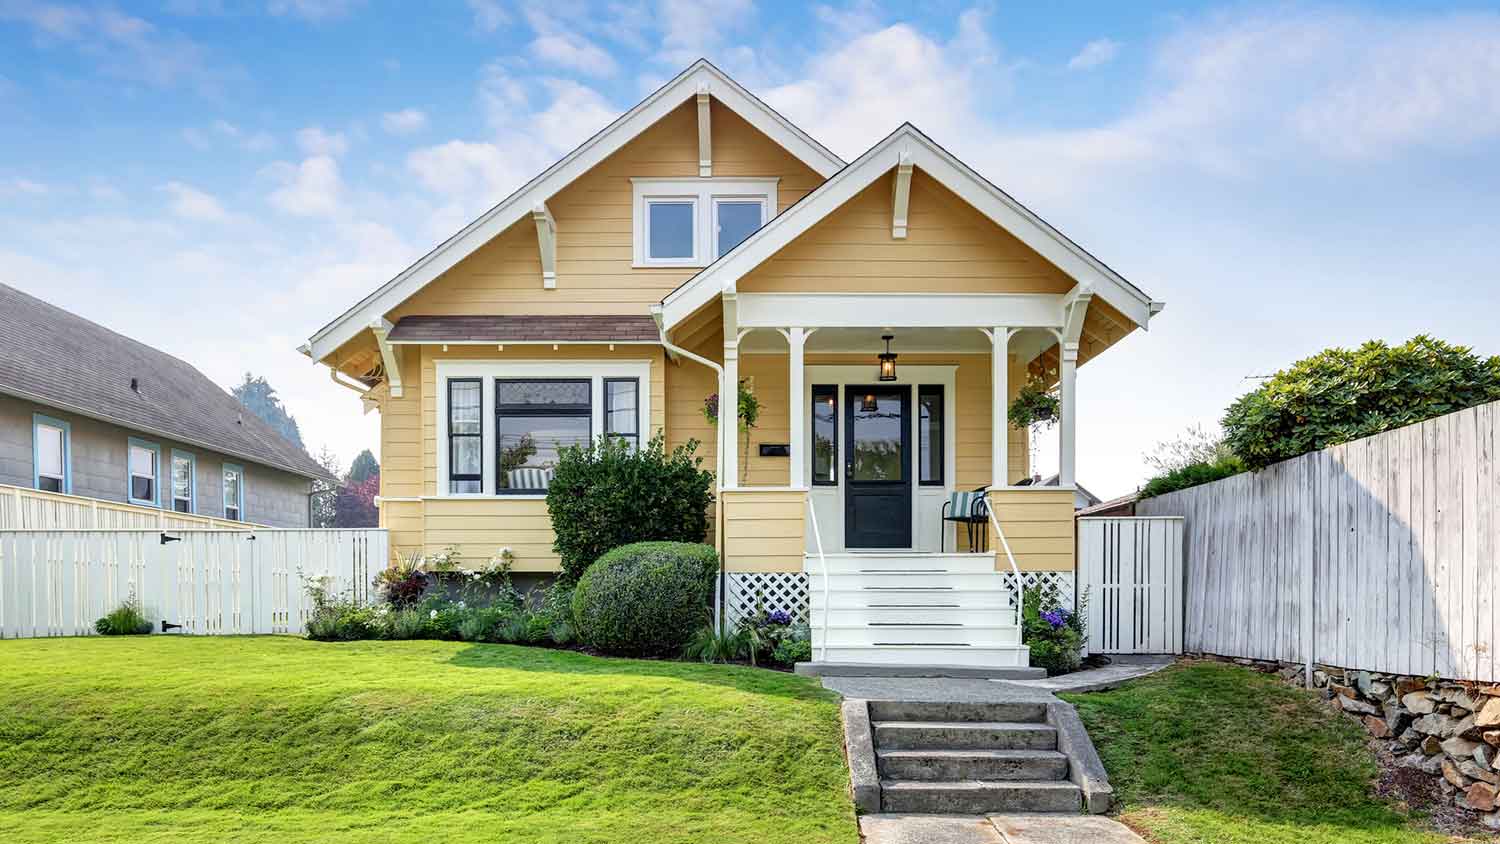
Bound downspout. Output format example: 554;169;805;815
652;305;728;634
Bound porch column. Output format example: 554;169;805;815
991;326;1009;488
1059;342;1078;487
786;327;806;488
722;293;740;489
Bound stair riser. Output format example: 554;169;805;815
879;755;1069;782
814;626;1021;647
811;555;998;574
815;608;1015;625
868;700;1048;723
874;724;1057;751
880;784;1081;814
812;591;1016;611
818;646;1030;667
809;572;1002;590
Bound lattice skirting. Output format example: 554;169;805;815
1001;571;1077;611
725;572;809;629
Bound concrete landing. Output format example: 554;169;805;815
1008;656;1173;694
822;676;1058;703
796;662;1046;680
859;813;1145;844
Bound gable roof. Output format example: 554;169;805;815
660;123;1162;331
304;59;845;363
0;283;330;481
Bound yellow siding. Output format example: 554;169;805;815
986;489;1075;572
722;489;806;573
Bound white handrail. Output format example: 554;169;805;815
983;490;1025;627
805;495;830;661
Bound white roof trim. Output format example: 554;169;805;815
306;60;844;362
661;123;1159;331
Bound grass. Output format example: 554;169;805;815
1061;661;1454;844
0;637;855;844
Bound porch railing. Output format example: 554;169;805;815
805;495;830;661
984;490;1026;628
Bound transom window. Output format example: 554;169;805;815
632;178;776;267
33;415;69;494
128;440;159;506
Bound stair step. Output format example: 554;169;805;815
812;589;1016;611
818;644;1029;667
815;607;1015;625
879;779;1082;814
867;700;1049;723
813;624;1022;647
808;553;998;574
873;720;1057;751
877;749;1069;782
809;571;1003;590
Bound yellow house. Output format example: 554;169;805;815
303;60;1162;668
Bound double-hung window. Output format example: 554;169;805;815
632;179;776;266
604;378;640;451
448;379;483;493
33;414;69;493
171;451;195;513
496;379;592;493
127;439;160;507
222;463;244;521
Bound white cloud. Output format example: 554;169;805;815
381;108;428;135
266;156;343;217
296;126;349;157
656;0;754;64
531;31;618;76
4;178;51;196
466;0;509;32
0;4;225;91
161;181;230;222
266;0;360;21
406;140;513;202
90;183;125;202
1067;37;1120;71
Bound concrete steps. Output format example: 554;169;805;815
871;700;1082;815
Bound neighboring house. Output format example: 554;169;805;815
0;283;330;528
304;61;1163;666
1033;473;1102;510
1078;492;1139;518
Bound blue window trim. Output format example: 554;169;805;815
32;413;72;494
126;437;162;508
170;449;196;514
222;462;245;521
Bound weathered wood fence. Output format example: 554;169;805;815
0;528;387;638
1137;400;1499;682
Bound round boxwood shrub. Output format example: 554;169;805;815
571;541;718;657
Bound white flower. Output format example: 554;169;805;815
457;601;466;609
429;609;438;619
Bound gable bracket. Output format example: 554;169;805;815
697;82;713;177
891;150;914;239
370;318;403;398
532;202;557;290
1063;290;1093;344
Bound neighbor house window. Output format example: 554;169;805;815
605;378;640;451
33;414;70;494
222;463;243;521
127;439;160;506
171;451;195;513
918;385;944;486
447;378;483;494
496;379;592;493
632;178;775;266
811;385;837;486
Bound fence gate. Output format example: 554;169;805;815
1077;517;1185;654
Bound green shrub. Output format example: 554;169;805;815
1222;335;1500;471
1138;455;1245;499
457;606;512;642
383;608;429;640
547;434;715;583
572;541;718;657
771;636;812;666
95;596;153;636
683;621;749;663
1022;584;1086;677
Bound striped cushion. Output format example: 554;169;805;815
507;467;555;491
946;491;988;519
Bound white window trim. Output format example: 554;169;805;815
222;462;245;521
170;449;196;514
127;438;161;508
435;360;654;499
33;414;70;494
631;177;777;268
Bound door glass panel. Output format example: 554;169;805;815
848;391;904;482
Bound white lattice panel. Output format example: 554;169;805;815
1000;571;1076;611
726;572;809;629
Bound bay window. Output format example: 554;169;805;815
632;178;776;266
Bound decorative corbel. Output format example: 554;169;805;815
370;318;403;398
532;202;557;289
891;150;913;238
697;81;712;177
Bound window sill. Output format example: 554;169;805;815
633;259;704;269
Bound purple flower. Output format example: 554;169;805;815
767;610;791;625
1041;609;1068;629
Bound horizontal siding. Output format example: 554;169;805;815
723;489;806;573
987;489;1075;572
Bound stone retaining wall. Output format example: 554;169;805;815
1189;653;1500;831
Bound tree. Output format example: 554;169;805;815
347;449;379;484
310;446;341;528
1222;335;1500;471
334;474;379;528
1142;423;1234;475
232;374;305;449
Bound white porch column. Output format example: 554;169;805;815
1059;342;1078;487
786;327;806;488
991;327;1009;488
721;293;740;489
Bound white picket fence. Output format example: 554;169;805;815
1137;399;1500;682
1077;517;1185;655
0;528;388;638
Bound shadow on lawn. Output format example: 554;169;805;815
446;643;837;703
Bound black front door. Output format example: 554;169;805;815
844;386;912;548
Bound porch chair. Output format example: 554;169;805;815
941;486;990;553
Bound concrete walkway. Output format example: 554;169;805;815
860;814;1146;843
822;655;1173;701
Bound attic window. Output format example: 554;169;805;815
632;178;776;267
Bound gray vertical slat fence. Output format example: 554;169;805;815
1137;399;1500;682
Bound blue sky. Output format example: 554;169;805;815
2;0;1498;495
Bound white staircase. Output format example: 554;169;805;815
806;552;1029;667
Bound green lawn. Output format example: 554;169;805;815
0;637;855;844
1063;661;1453;844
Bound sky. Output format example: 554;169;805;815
2;0;1498;497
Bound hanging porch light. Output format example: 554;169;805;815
877;334;898;382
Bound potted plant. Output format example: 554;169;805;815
1007;376;1060;430
703;378;760;477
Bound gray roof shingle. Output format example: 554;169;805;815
0;283;330;481
387;314;662;343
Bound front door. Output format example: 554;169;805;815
844;386;912;548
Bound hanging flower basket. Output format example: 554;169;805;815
1008;378;1060;429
